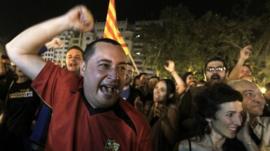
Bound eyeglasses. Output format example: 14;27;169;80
206;66;226;72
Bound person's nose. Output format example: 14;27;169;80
233;114;242;126
69;57;76;62
107;67;120;80
254;92;266;105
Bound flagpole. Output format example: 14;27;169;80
103;0;140;74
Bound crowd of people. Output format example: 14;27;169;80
0;4;270;151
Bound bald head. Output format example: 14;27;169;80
227;80;256;92
228;80;265;116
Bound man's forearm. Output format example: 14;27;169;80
6;15;69;56
228;58;245;80
5;5;93;80
170;71;186;94
5;15;70;80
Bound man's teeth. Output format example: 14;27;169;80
101;86;119;94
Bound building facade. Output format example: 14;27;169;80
41;20;160;74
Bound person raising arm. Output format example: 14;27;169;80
6;5;94;79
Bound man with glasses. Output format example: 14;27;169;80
6;5;153;151
204;56;227;83
228;80;270;151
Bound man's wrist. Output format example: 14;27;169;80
170;70;177;74
237;58;245;65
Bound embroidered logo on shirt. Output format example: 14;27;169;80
104;139;120;151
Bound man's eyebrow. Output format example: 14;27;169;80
96;59;128;66
243;90;254;93
97;59;112;63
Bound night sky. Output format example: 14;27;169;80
0;0;266;41
0;0;175;40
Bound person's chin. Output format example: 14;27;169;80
103;93;120;103
97;97;118;108
227;134;235;139
256;110;264;116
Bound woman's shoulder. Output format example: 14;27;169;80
177;139;191;151
177;137;212;151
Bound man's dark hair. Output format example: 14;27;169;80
138;72;147;79
204;56;227;72
149;76;159;81
84;38;121;62
181;72;193;84
66;45;84;55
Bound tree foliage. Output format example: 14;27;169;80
137;3;270;85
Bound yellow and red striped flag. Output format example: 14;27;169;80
103;0;139;73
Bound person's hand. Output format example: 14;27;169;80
164;60;175;73
239;45;252;61
45;37;64;49
65;5;94;32
134;97;144;113
237;113;259;150
154;103;168;119
237;112;250;139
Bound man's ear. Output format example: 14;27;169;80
203;72;207;81
80;62;86;77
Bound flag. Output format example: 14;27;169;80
103;0;139;73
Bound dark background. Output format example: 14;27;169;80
0;0;266;40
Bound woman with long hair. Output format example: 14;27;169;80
149;79;178;151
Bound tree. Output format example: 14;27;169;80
138;3;270;85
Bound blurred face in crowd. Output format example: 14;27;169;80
205;60;226;83
66;48;83;72
139;74;148;87
239;66;252;78
133;77;141;88
241;83;265;116
211;101;243;139
153;81;168;106
15;66;26;77
1;54;10;66
239;65;253;82
186;74;196;87
123;64;134;86
148;77;159;92
14;65;29;82
81;42;127;109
